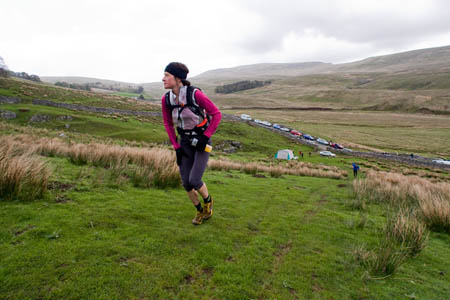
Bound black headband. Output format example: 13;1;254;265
164;62;188;80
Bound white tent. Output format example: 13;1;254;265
275;149;295;160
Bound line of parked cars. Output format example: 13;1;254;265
240;114;350;156
432;159;450;166
240;114;450;165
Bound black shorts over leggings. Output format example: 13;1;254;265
179;136;211;191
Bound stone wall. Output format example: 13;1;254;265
0;96;21;104
32;99;161;117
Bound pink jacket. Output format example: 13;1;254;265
162;87;222;149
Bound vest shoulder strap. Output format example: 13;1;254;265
164;86;206;118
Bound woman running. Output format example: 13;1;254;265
161;62;222;225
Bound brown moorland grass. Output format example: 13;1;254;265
351;170;448;275
352;170;450;233
1;134;347;191
0;140;50;201
208;158;347;179
385;209;429;256
0;135;180;188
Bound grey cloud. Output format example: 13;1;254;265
233;0;450;54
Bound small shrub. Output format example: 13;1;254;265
352;244;372;267
369;239;409;276
385;210;429;256
357;212;369;229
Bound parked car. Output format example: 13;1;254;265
290;129;301;136
432;159;450;165
240;114;252;121
261;120;272;126
343;148;353;152
319;151;336;157
273;124;281;129
316;138;329;145
303;134;314;140
331;143;344;149
280;127;290;132
254;119;263;124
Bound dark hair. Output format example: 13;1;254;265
181;79;191;86
165;62;190;86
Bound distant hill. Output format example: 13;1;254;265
41;76;138;88
41;45;450;87
39;45;450;108
334;45;450;73
192;45;450;84
193;62;331;83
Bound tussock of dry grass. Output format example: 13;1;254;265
0;137;50;201
351;170;448;275
353;170;450;233
0;134;180;188
385;210;429;256
208;158;347;179
369;239;409;276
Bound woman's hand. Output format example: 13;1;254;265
195;135;209;151
175;148;185;166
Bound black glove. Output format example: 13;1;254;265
195;135;209;151
175;148;185;166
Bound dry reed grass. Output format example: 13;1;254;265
0;137;50;201
208;158;346;179
369;239;409;276
351;170;448;275
385;210;429;256
353;170;450;233
0;134;180;189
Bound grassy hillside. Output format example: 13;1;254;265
192;45;450;82
1;77;449;299
38;46;450;115
2;77;449;157
0;77;159;111
1;154;448;299
335;45;450;73
41;76;138;87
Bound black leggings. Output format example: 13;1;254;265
179;136;211;191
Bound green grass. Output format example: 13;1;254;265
1;156;449;299
0;78;158;112
359;72;450;90
1;76;449;299
0;103;168;143
112;92;147;98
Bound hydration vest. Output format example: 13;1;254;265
165;86;210;135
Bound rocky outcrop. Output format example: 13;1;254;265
0;110;16;119
215;140;242;153
29;114;51;123
57;115;73;121
0;96;21;104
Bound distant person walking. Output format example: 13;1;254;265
352;163;360;177
161;62;222;225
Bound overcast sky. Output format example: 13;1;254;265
1;0;450;83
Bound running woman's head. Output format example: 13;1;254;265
163;62;191;89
